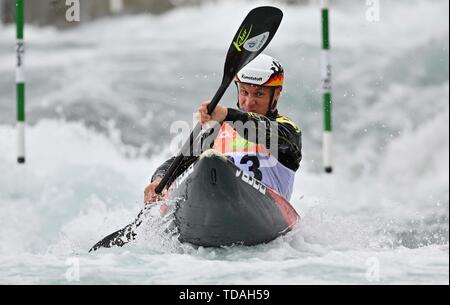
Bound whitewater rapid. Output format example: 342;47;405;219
0;0;448;284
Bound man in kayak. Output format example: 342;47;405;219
144;54;302;204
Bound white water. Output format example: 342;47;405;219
0;0;448;284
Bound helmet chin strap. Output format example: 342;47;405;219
266;88;279;118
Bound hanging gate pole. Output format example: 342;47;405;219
16;0;26;164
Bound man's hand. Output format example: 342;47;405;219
197;100;228;126
144;177;164;205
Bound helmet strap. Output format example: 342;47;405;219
266;87;278;117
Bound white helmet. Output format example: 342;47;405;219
235;54;284;87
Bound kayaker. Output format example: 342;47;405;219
144;54;302;204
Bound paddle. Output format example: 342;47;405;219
89;6;283;253
155;6;283;194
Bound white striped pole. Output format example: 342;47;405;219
16;0;26;164
321;0;332;173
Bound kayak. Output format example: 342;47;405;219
89;151;299;252
166;151;300;247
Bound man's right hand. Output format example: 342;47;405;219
144;177;164;205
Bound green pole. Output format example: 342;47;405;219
16;0;25;163
321;0;332;173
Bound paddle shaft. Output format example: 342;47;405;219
154;80;230;194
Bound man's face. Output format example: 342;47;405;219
237;83;280;115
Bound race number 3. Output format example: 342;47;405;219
240;155;262;180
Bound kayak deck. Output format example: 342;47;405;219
169;154;299;247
